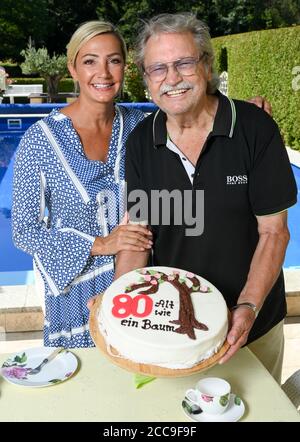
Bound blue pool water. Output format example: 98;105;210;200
0;107;299;285
285;165;300;268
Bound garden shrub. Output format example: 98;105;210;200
123;51;147;102
10;77;75;93
213;25;300;149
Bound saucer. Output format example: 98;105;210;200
182;393;245;422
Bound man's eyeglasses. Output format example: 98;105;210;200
144;53;207;82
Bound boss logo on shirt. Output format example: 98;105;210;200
226;175;248;185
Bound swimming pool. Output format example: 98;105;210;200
0;107;299;285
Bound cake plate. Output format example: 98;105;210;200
89;295;230;378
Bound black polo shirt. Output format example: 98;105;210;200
125;92;297;343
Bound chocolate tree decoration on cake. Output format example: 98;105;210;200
125;269;210;340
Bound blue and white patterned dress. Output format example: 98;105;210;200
12;105;144;348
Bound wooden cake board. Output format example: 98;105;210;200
89;295;230;378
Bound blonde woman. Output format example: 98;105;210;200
12;21;152;348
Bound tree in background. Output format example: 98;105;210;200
96;0;209;45
44;0;99;55
1;0;299;61
206;0;300;36
123;51;147;102
0;0;49;61
20;44;68;102
95;0;300;42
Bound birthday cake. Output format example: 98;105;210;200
98;267;228;369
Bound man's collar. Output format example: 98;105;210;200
153;91;236;149
212;91;236;138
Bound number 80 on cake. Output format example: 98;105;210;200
97;266;229;370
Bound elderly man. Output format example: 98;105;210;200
115;13;297;383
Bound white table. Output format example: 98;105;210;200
0;347;299;422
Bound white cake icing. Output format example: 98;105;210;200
98;266;228;369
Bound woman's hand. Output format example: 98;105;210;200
91;224;152;256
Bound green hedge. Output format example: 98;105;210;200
57;78;75;93
11;77;75;93
213;26;300;150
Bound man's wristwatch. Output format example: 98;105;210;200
230;302;259;318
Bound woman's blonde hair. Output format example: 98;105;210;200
67;20;127;67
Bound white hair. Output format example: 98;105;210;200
135;12;220;94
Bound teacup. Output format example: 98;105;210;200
185;377;231;415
